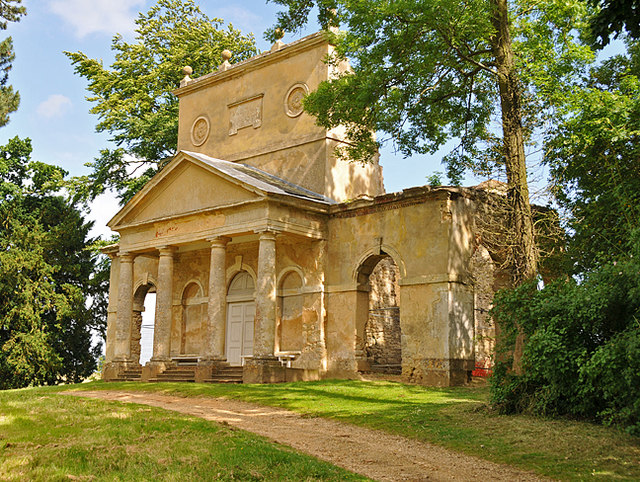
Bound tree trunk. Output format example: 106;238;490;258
490;0;538;373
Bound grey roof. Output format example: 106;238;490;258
182;151;334;204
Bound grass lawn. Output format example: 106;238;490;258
0;386;368;481
62;378;640;481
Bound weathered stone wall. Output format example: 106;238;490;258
365;258;401;367
170;249;209;357
470;245;496;370
130;311;143;364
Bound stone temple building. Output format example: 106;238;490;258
102;32;505;386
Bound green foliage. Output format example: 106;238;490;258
589;0;640;47
66;0;257;204
268;0;593;172
490;258;640;434
0;137;105;388
546;39;640;272
0;0;25;128
426;171;444;186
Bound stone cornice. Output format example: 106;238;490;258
174;32;327;98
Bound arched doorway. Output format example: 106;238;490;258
356;253;402;374
132;282;156;365
226;271;256;366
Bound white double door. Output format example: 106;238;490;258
226;301;255;366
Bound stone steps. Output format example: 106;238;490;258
111;367;142;382
204;366;243;384
150;366;196;383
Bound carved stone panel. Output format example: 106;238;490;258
228;94;263;136
284;83;309;118
190;116;210;146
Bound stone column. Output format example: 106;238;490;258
205;236;230;361
104;253;119;363
151;245;177;362
114;252;135;362
254;230;278;358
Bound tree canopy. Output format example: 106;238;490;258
0;0;25;128
0;137;105;388
490;38;640;434
267;0;593;285
590;0;640;47
67;0;257;204
545;39;640;271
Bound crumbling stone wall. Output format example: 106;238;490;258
130;311;143;364
365;257;401;367
470;245;496;370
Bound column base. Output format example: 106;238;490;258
102;360;140;381
194;358;229;382
142;359;175;382
243;357;286;384
402;358;474;386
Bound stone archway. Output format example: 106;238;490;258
132;282;156;365
355;252;402;374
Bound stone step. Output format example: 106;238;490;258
204;377;243;384
149;376;196;382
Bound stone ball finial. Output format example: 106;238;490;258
274;28;284;40
180;65;193;87
221;50;232;61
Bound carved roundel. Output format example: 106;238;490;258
190;116;210;146
284;83;309;118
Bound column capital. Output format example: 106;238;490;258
157;245;177;257
207;235;231;248
255;229;278;241
118;251;136;263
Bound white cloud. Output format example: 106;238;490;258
36;94;72;119
49;0;144;38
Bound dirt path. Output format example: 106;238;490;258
66;390;546;481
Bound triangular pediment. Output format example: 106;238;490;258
109;152;264;228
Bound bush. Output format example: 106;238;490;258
490;257;640;434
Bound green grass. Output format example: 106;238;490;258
0;386;368;481
63;379;640;481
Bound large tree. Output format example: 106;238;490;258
590;0;640;46
267;0;593;284
0;0;25;127
0;137;104;388
545;39;640;271
66;0;257;204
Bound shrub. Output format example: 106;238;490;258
490;257;640;434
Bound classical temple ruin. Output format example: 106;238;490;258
102;32;505;386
